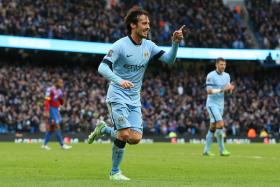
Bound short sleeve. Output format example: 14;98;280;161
103;42;122;64
206;74;214;90
45;88;52;100
149;41;165;61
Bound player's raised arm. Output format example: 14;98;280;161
159;25;186;64
172;25;185;43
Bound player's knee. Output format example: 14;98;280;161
117;130;130;141
127;138;141;145
47;124;56;132
216;121;224;128
127;130;142;145
210;125;216;133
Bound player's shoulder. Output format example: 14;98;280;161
143;38;156;47
207;70;216;77
108;37;128;55
111;37;128;47
223;72;230;77
46;86;55;91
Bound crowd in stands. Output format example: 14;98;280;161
246;0;280;49
0;0;254;48
0;61;279;138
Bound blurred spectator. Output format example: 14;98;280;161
259;128;268;138
247;128;257;138
264;52;275;65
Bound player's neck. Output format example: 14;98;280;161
216;70;223;75
129;34;142;45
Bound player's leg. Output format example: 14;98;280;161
55;124;72;149
203;106;219;156
53;111;64;146
52;110;72;150
215;107;230;156
87;103;117;144
108;102;131;180
127;129;142;144
42;121;54;150
203;123;216;156
127;105;143;145
110;128;130;180
110;105;142;180
215;122;225;153
54;121;64;147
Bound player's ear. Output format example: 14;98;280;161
130;23;136;30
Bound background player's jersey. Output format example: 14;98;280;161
45;86;64;110
103;36;164;106
206;70;230;107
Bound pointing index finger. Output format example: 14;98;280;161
178;25;186;31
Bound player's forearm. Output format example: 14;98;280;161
159;42;179;64
60;98;64;105
44;99;50;112
98;62;122;85
207;89;226;94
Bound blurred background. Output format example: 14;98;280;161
0;0;279;142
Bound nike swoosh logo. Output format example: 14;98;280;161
126;55;132;57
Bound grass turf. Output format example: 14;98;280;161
0;143;279;187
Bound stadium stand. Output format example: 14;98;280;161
0;61;279;137
246;0;280;49
0;0;260;48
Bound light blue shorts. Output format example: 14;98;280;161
207;105;224;123
107;102;143;133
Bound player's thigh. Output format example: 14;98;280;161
107;102;131;131
215;107;225;128
207;106;223;124
127;105;143;134
50;108;61;124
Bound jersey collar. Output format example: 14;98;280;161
215;70;223;75
128;35;142;45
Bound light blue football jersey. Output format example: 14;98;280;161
103;36;164;106
206;70;231;107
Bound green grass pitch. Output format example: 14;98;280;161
0;143;279;187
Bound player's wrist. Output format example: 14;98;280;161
172;40;180;45
211;89;223;94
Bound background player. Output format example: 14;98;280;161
87;6;185;180
203;57;235;156
41;78;72;150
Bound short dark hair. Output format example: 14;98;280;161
216;57;226;64
124;6;149;34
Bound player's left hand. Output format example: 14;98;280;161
229;82;235;92
224;83;235;94
172;25;186;43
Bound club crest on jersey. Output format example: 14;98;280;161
107;50;113;57
144;51;149;58
118;116;125;125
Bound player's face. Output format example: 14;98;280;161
216;60;226;73
135;15;150;39
56;79;64;88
